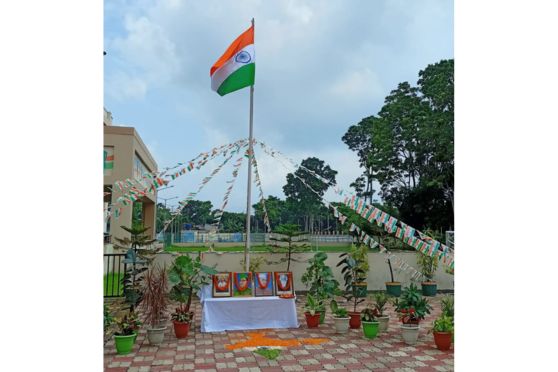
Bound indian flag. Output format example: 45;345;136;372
210;25;255;96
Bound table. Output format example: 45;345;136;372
199;286;299;333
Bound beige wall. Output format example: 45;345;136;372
151;251;454;291
104;125;158;241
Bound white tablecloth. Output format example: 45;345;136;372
199;286;299;333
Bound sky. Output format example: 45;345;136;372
104;0;453;212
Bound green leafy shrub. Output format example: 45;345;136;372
432;315;454;333
330;300;349;318
304;293;323;316
392;283;432;324
441;295;454;318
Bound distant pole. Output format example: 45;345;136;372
244;18;255;272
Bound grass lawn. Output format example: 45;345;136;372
104;273;124;296
165;244;361;253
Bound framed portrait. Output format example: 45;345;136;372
274;272;294;296
253;272;274;296
212;272;232;297
232;272;253;297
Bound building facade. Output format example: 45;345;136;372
103;109;158;243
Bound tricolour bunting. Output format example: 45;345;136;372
210;25;255;96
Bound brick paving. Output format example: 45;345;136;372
105;295;453;371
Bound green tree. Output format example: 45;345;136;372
269;224;311;271
218;211;246;232
113;225;158;311
283;157;337;232
342;116;380;203
156;203;172;233
343;59;454;231
180;200;214;226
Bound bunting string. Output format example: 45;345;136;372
211;150;247;230
251;150;272;232
257;142;426;280
109;139;249;216
256;140;454;270
160;141;247;233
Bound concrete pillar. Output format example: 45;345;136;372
143;201;156;239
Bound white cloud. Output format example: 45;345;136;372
105;71;147;101
328;68;384;101
104;0;452;211
107;14;180;98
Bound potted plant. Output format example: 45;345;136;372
417;252;439;296
115;225;159;312
168;254;217;338
337;245;368;329
385;257;402;297
269;224;311;271
393;283;432;345
303;294;323;328
170;306;192;338
430;314;454;350
301;252;341;324
113;311;141;355
104;304;114;344
372;292;390;333
330;300;350;334
360;306;379;339
139;265;169;345
441;294;454;318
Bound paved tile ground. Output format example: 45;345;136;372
105;295;453;371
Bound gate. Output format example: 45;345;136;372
104;253;127;297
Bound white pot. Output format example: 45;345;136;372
400;324;420;345
147;326;167;345
333;317;350;334
377;316;389;333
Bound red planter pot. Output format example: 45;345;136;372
433;331;452;351
349;312;361;329
173;321;190;339
305;312;320;328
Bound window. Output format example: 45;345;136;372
104;147;114;176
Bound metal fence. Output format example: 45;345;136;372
103;253;127;297
157;231;354;247
445;231;455;249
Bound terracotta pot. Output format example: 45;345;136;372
349;312;361;329
305;312;320;328
173;320;190;339
433;331;452;351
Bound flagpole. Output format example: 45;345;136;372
244;18;255;272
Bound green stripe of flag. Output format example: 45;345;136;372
217;63;255;96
